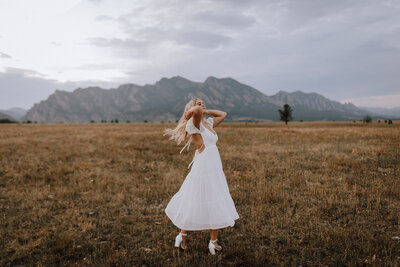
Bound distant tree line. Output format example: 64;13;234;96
0;118;17;124
275;104;395;125
3;112;395;124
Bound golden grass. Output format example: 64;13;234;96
0;121;399;266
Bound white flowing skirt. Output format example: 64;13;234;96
165;144;239;230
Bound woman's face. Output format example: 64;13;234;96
195;99;206;111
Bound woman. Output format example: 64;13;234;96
163;98;239;255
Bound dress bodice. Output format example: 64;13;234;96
199;119;218;147
180;116;218;154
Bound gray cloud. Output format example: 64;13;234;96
88;24;232;54
51;41;62;46
0;52;11;58
86;37;152;58
0;67;119;110
172;31;232;49
89;0;399;105
99;1;240;50
192;10;256;29
95;15;114;21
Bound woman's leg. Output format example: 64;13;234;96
180;229;187;247
210;229;221;248
210;229;218;240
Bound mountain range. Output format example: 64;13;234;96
0;111;15;121
2;76;395;122
0;107;27;120
360;106;400;117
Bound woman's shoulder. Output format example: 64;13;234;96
185;117;201;135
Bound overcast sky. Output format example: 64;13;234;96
1;0;400;109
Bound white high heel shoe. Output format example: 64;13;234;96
174;232;187;250
208;239;222;255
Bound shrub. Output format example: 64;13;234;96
363;115;372;123
0;119;17;124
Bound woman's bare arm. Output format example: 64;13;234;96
184;106;202;120
205;109;227;127
189;107;205;152
191;107;203;130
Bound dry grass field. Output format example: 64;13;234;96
0;121;399;266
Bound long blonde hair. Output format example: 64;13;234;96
163;98;205;154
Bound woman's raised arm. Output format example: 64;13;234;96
206;110;227;128
185;106;202;120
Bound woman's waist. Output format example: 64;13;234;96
189;144;218;169
196;143;217;150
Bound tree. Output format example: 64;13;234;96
278;104;293;125
363;115;372;123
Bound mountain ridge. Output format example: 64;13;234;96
0;107;27;120
0;111;15;121
22;76;369;122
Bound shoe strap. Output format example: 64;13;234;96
210;239;218;243
180;233;187;236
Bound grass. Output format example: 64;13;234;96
0;121;399;266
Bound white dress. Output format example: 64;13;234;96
165;116;240;230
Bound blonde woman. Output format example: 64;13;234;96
163;98;239;255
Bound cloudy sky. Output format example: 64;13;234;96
1;0;400;109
